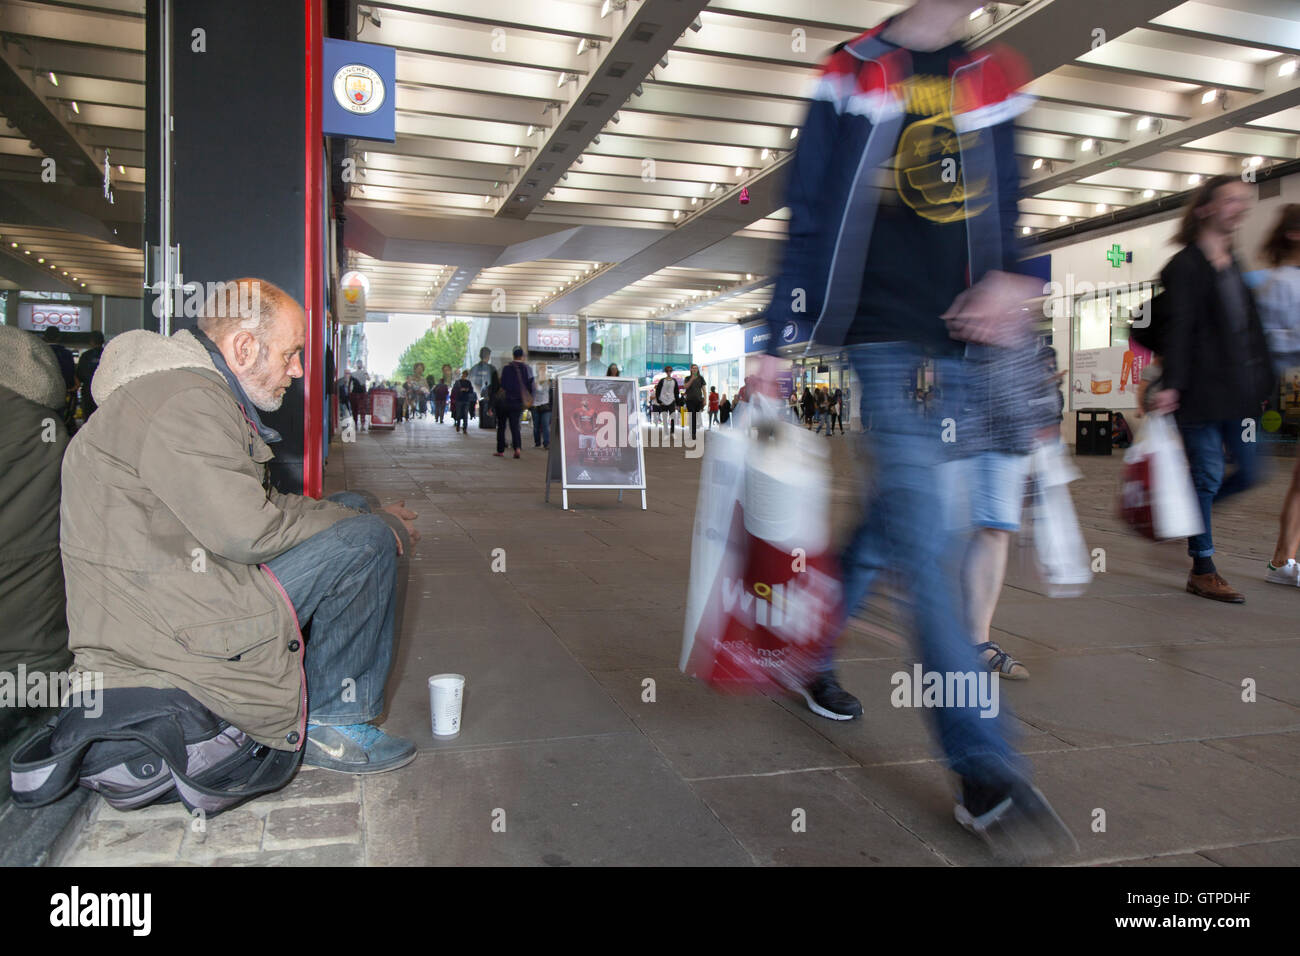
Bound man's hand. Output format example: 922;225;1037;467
749;353;787;399
942;271;1042;347
1152;388;1179;416
381;500;420;556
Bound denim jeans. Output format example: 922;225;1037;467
497;401;524;451
454;398;472;427
823;342;1022;788
1179;419;1261;558
533;407;552;447
264;492;398;725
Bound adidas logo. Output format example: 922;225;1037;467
600;390;619;403
577;470;591;480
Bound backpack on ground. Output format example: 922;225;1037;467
10;686;301;817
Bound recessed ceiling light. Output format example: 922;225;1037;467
1248;155;1263;166
761;148;770;160
1021;226;1030;235
1080;138;1094;152
1280;60;1297;78
71;101;79;114
1188;173;1202;185
1201;89;1218;105
1142;188;1155;198
1058;215;1068;223
48;72;58;86
1032;158;1043;170
37;257;44;263
734;166;743;175
690;196;697;205
1136;116;1151;131
1095;203;1107;213
789;128;798;140
708;183;718;193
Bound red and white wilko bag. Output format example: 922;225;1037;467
680;400;840;692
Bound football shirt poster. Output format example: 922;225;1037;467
557;376;645;489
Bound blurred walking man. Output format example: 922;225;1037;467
756;0;1074;860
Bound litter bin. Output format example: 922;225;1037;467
1075;409;1112;455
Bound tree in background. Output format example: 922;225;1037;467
394;321;470;381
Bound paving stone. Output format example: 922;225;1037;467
210;843;364;866
65;819;185;865
998;650;1300;748
690;769;946;866
590;667;857;779
178;809;264;861
1140;643;1300;706
1201;732;1300;780
1100;853;1221;867
267;767;362;807
262;802;361;850
364;739;750;866
1198;838;1300;865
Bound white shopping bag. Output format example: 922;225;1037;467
1139;414;1204;540
1028;440;1093;598
680;398;840;691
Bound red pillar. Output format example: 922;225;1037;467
303;0;324;498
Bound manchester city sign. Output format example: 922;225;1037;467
333;63;385;115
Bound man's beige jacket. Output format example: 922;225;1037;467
61;329;352;750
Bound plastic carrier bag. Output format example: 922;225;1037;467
1027;440;1093;598
1119;413;1203;541
680;396;839;692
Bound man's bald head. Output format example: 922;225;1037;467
198;278;305;412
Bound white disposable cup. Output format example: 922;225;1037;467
428;673;465;737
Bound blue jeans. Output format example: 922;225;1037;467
264;492;398;725
533;407;552;447
824;342;1022;788
1179;419;1261;558
497;401;523;452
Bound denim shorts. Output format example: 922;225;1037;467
945;452;1031;532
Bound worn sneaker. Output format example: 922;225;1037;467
1265;559;1300;587
1187;571;1245;603
304;723;417;775
955;772;1078;863
799;675;863;720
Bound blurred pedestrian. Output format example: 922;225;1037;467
1154;175;1274;603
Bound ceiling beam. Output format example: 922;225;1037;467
496;0;712;221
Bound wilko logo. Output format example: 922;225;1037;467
720;570;836;644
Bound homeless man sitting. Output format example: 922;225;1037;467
59;278;420;775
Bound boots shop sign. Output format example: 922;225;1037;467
18;302;90;332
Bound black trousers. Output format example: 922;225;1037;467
497;401;523;451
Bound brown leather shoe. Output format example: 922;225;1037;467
1187;572;1245;604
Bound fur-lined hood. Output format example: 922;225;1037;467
92;328;217;406
0;324;66;410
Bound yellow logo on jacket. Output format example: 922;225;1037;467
890;75;990;224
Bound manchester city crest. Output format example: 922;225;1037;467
333;63;385;115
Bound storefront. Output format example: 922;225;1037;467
743;319;856;427
692;325;744;401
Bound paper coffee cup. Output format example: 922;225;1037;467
428;673;465;737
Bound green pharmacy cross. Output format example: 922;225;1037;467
1107;244;1126;268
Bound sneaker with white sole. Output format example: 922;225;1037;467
304;723;417;775
799;675;863;720
1265;559;1300;587
955;772;1078;863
